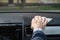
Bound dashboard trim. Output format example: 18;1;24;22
44;26;60;35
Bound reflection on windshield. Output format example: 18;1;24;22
0;0;60;11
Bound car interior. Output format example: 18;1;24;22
0;0;60;40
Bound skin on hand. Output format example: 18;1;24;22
31;16;48;30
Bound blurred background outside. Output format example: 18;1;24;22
0;0;60;11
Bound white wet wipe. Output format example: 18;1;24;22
46;18;52;22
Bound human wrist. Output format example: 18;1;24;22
33;28;43;32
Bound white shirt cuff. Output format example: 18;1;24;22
33;28;43;32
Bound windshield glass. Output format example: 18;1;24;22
0;0;60;11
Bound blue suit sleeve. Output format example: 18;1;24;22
31;31;47;40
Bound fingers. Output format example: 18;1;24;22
34;16;48;24
41;17;45;23
31;18;37;29
41;17;46;23
31;18;37;23
34;16;42;22
43;18;48;25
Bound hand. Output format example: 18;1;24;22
31;16;48;30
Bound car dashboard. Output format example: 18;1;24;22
0;13;60;40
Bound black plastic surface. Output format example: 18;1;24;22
0;13;60;26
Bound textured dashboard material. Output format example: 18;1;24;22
0;13;60;26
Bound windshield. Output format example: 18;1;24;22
0;0;60;11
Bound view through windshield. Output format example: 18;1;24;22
0;0;60;11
